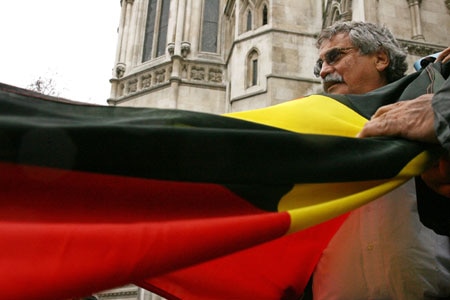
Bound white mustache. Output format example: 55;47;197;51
323;73;344;83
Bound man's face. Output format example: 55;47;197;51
316;33;388;95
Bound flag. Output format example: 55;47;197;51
0;64;444;300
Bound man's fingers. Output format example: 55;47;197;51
370;102;398;119
357;95;436;141
358;103;405;138
437;47;450;63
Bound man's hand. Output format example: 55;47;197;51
357;94;438;143
437;47;450;63
357;94;450;198
422;156;450;198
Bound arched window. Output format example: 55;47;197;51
246;10;252;31
247;50;259;87
142;0;171;62
262;5;268;25
201;0;220;53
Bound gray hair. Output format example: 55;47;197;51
316;21;408;83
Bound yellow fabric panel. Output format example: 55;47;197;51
225;95;367;137
285;150;433;233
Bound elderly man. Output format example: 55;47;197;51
311;21;450;299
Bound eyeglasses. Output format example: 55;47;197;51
314;47;358;77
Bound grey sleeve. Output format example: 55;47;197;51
432;77;450;151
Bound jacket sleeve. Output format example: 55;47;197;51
432;66;450;151
416;64;450;236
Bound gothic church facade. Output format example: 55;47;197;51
107;0;449;115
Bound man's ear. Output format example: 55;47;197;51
375;49;390;72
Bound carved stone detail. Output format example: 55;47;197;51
191;67;206;81
118;83;125;97
127;78;138;94
155;69;166;84
115;64;126;79
322;0;352;28
181;64;188;79
112;62;224;100
399;39;445;57
167;42;175;56
141;74;152;89
181;41;191;58
209;68;223;83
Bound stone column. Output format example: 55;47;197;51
170;0;188;108
174;0;186;57
120;0;135;66
167;0;178;46
114;0;128;70
407;0;424;41
235;0;242;38
131;0;146;67
125;0;138;69
110;0;130;99
189;0;202;56
114;0;134;79
352;0;366;22
183;0;192;42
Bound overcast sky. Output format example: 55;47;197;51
0;1;121;105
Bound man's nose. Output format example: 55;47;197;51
319;61;334;78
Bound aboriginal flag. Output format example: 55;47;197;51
0;63;445;300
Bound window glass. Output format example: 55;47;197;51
247;11;252;31
252;58;258;86
143;0;157;62
156;0;170;57
201;0;219;52
247;50;259;87
262;5;268;25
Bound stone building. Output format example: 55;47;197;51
99;0;450;299
107;0;449;114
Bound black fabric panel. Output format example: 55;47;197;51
0;86;438;186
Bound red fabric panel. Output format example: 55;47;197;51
141;214;347;300
0;162;290;300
